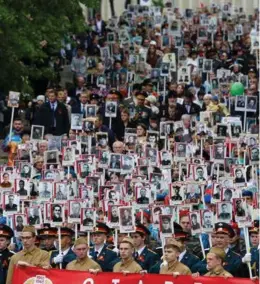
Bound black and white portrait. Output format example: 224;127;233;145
15;179;29;197
214;143;225;160
81;208;95;229
51;203;64;223
119;206;135;233
31;125;44;140
217;202;232;221
45;150;59;164
8;91;20;108
55;183;67;201
235;96;246;111
160;215;173;234
160;151;172;167
38;181;52;200
194;166;207;182
105;101;117;117
175;143;187;158
20;163;32;178
71;113;83;130
27;207;40;225
96;132;108;148
69;201;81;219
63;147;75;165
4;194;19;212
234;168;246;184
109;154;121;170
160;62;170;76
86;105;97;117
97;75;106;87
203;59;213;73
121;155;134;171
190;211;201;234
147;131;159;144
246;96;257;111
216;124;228;137
100;46;110;59
170;184;183;204
251;147;259;162
201;210;213;231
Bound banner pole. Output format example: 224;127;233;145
244;227;253;278
163;76;166;104
75;223;78;239
199;234;206;259
58;227;62;269
8;107;15;142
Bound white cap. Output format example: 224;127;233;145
150;40;157;46
145;95;157;104
36;95;45;102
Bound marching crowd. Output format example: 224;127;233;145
0;1;259;284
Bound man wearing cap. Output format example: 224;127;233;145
160;243;191;275
66;237;101;272
247;221;259;277
194;247;233;277
89;222;118;272
6;226;50;284
130;224;159;271
113;237;143;273
38;227;57;252
0;225;15;284
191;222;242;277
150;223;199;273
50;227;76;269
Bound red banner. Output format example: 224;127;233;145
13;266;255;284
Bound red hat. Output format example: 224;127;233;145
230;221;240;235
136;211;150;223
179;210;189;218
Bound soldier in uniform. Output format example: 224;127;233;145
248;221;259;277
203;247;233;277
150;223;199;273
113;237;143;273
0;225;14;284
50;227;76;269
66;237;102;272
133;91;151;127
131;224;159;271
191;222;242;277
38;226;57;252
89;222;118;271
6;226;50;284
160;243;191;275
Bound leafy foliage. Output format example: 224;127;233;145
0;0;87;95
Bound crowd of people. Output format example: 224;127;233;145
0;1;259;283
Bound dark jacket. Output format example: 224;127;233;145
34;101;70;135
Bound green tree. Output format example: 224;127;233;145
0;0;88;96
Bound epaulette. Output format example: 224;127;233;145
89;246;94;249
148;249;157;254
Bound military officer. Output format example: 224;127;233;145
0;225;14;284
113;237;143;273
203;247;233;277
89;222;118;272
133;91;151;126
66;237;102;272
160;243;191;275
50;227;76;269
191;222;242;277
131;223;159;271
6;226;50;284
38;226;57;252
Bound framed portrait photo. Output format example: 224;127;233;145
31;125;44;140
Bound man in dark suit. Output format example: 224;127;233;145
34;90;70;136
71;92;88;118
181;91;201;115
110;155;120;169
94;13;107;36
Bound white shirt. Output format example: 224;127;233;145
137;246;146;256
62;247;70;256
178;249;187;262
96;20;102;32
94;244;105;256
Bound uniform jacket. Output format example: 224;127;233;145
134;246;160;271
0;248;14;284
89;244;118;272
50;248;76;269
